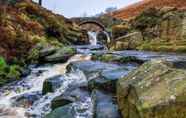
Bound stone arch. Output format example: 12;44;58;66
79;20;105;32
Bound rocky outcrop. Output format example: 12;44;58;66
110;7;186;52
109;32;143;50
117;59;186;118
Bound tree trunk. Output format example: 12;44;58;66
39;0;42;6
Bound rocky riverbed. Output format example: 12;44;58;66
1;44;186;118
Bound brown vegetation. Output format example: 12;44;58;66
0;0;86;61
111;0;186;19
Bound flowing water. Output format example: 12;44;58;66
0;54;92;118
1;28;186;118
88;32;97;46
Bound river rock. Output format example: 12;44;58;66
43;47;76;63
42;75;64;95
67;60;121;80
46;104;76;118
88;67;130;93
51;96;73;110
117;59;186;118
39;47;57;58
92;90;121;118
113;50;186;69
51;88;90;110
11;91;42;108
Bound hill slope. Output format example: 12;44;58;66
0;0;88;85
0;0;87;61
112;0;186;19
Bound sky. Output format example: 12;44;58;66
34;0;140;18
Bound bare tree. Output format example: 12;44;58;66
39;0;42;6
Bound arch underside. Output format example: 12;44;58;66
79;21;105;32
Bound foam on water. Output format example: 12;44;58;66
0;54;92;118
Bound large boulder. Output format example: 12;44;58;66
42;47;76;63
67;61;121;80
88;67;132;93
117;59;186;118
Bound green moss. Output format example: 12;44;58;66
137;40;186;52
0;57;7;71
92;54;143;64
119;56;142;63
0;57;23;86
7;65;22;80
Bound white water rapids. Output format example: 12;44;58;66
0;54;92;118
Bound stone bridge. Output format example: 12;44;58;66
78;20;112;44
78;20;106;32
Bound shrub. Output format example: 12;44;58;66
7;65;21;80
0;57;7;71
0;57;22;86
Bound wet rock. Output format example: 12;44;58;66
43;47;76;63
46;104;76;118
113;50;186;69
92;90;121;118
51;88;90;110
51;96;73;110
88;67;130;93
11;91;42;108
21;68;31;77
117;59;186;118
92;53;144;64
42;75;64;95
67;60;121;80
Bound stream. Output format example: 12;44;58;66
1;32;186;118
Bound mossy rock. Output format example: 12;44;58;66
92;53;143;64
43;47;76;63
42;75;64;95
51;96;72;110
109;32;143;51
117;59;186;118
46;104;75;118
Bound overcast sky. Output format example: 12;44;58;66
34;0;140;18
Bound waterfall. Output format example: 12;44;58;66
88;31;111;46
88;32;97;46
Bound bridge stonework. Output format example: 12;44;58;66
78;20;106;32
